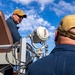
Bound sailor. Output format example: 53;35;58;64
5;9;32;75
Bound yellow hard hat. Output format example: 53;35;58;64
13;9;27;18
58;14;75;39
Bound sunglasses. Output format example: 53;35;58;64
16;15;23;19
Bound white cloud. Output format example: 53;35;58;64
38;0;54;4
17;9;56;38
51;1;75;16
49;26;56;31
0;2;3;6
5;9;55;40
18;9;48;31
12;0;33;5
0;2;6;8
38;0;54;11
12;0;54;11
12;0;54;5
12;0;75;15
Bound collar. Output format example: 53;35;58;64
10;16;18;25
51;44;75;54
10;16;20;29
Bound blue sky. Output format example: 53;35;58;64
0;0;75;54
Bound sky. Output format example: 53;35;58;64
0;0;75;54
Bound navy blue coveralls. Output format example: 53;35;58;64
6;16;21;42
4;16;32;75
26;44;75;75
